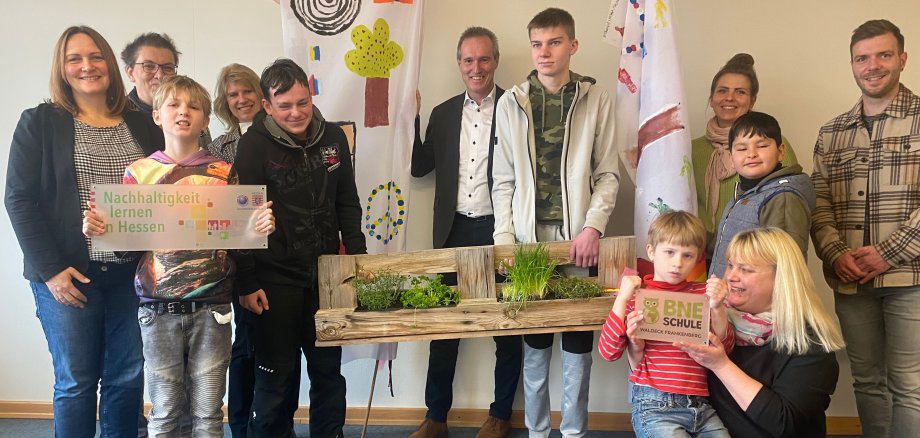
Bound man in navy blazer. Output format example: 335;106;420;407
409;27;521;438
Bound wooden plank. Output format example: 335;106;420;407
598;236;636;288
455;246;495;299
318;255;358;310
355;247;458;275
315;295;617;346
492;239;578;266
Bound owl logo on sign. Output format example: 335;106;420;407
643;297;660;324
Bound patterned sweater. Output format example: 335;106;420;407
124;149;235;304
598;276;735;396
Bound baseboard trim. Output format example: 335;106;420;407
0;401;862;435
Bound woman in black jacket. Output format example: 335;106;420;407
4;25;159;438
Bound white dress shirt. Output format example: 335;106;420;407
456;87;496;217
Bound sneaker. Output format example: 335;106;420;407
475;416;511;438
409;418;449;438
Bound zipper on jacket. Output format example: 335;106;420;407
512;90;538;241
560;82;582;240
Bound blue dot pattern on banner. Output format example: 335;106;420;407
364;181;405;244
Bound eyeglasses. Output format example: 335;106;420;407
134;61;178;75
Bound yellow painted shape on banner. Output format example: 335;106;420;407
655;0;669;29
345;18;404;78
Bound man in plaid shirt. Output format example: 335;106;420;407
811;19;920;437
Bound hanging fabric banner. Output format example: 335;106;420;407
606;0;703;278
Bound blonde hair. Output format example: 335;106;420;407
153;75;212;118
49;26;128;116
213;63;262;129
726;228;845;355
647;210;706;253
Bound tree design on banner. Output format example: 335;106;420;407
346;19;404;128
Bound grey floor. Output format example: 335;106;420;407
0;419;635;437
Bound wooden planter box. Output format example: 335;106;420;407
315;236;636;346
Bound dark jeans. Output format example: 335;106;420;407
247;282;345;438
425;336;522;422
423;213;523;422
228;299;301;438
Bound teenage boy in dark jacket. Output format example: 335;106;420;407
232;58;366;438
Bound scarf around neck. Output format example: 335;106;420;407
704;117;735;223
727;307;774;346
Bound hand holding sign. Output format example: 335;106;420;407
82;204;105;237
675;332;731;371
253;201;275;234
705;275;728;309
624;308;647;366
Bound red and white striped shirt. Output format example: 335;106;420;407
597;279;734;396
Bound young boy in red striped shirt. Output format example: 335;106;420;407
598;210;733;437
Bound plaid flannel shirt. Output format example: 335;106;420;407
811;84;920;293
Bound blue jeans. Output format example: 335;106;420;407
835;284;920;438
138;303;232;438
630;384;728;438
30;261;144;438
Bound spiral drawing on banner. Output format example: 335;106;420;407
291;0;361;36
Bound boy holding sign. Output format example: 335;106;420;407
82;76;274;436
598;210;733;437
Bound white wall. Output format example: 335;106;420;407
2;0;919;419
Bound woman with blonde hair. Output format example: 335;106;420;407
207;63;262;163
678;227;844;437
5;25;159;436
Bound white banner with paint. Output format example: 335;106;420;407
606;0;697;269
90;184;268;251
281;0;421;254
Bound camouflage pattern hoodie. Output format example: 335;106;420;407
491;71;620;245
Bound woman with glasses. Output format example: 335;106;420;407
4;26;160;437
119;32;208;149
120;32;180;119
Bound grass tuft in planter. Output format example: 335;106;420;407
547;276;604;300
502;243;558;311
354;269;406;310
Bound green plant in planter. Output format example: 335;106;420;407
547;276;604;300
502;243;558;310
354;269;406;310
400;274;459;309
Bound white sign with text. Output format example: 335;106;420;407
90;184;267;251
